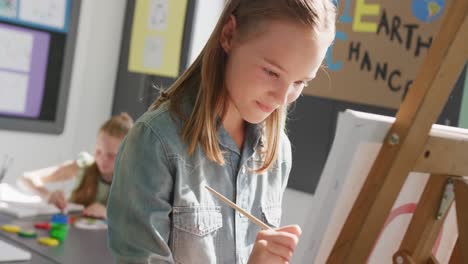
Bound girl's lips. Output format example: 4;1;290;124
256;101;274;113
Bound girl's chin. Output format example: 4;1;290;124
242;112;269;124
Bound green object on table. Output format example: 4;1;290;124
18;230;37;238
49;214;69;242
49;223;68;242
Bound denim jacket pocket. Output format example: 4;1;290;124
261;204;282;228
172;206;223;264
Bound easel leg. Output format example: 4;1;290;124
428;255;440;264
395;175;450;263
454;179;468;263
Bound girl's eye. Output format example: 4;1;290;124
263;68;279;78
293;81;308;89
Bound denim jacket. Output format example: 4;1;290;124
107;99;292;264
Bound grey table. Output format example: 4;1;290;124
0;213;113;264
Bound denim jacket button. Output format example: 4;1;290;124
198;223;205;230
241;166;246;174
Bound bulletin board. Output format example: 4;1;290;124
112;0;197;119
0;0;80;134
304;0;450;109
128;0;188;78
286;0;467;194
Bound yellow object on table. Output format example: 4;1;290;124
37;237;59;247
1;224;21;233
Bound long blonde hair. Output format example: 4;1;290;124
71;113;134;206
150;0;336;172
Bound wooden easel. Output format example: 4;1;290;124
326;0;468;263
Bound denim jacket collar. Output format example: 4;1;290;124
178;95;263;157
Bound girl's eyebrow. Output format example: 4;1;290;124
263;58;315;81
263;58;287;74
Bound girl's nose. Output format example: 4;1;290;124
271;84;290;106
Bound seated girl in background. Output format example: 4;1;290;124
21;113;133;219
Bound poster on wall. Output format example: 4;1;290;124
128;0;188;78
0;0;78;135
0;0;71;33
306;0;448;109
0;22;50;118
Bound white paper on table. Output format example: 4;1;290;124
0;182;42;203
0;239;31;262
0;71;28;113
0;183;83;218
0;27;33;72
18;0;66;29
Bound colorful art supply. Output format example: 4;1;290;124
18;230;37;238
34;222;51;230
1;224;21;233
49;214;69;242
74;217;107;230
37;237;59;247
68;216;77;224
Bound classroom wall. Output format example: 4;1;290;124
187;0;225;65
0;0;127;184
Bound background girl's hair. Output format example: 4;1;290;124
70;113;134;206
70;163;100;206
150;0;336;172
99;112;134;138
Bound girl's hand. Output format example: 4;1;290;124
47;190;67;211
248;225;302;264
83;203;107;219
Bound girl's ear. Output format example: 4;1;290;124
220;15;237;53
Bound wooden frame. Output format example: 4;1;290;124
327;0;468;263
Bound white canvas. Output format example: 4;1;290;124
307;110;459;263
